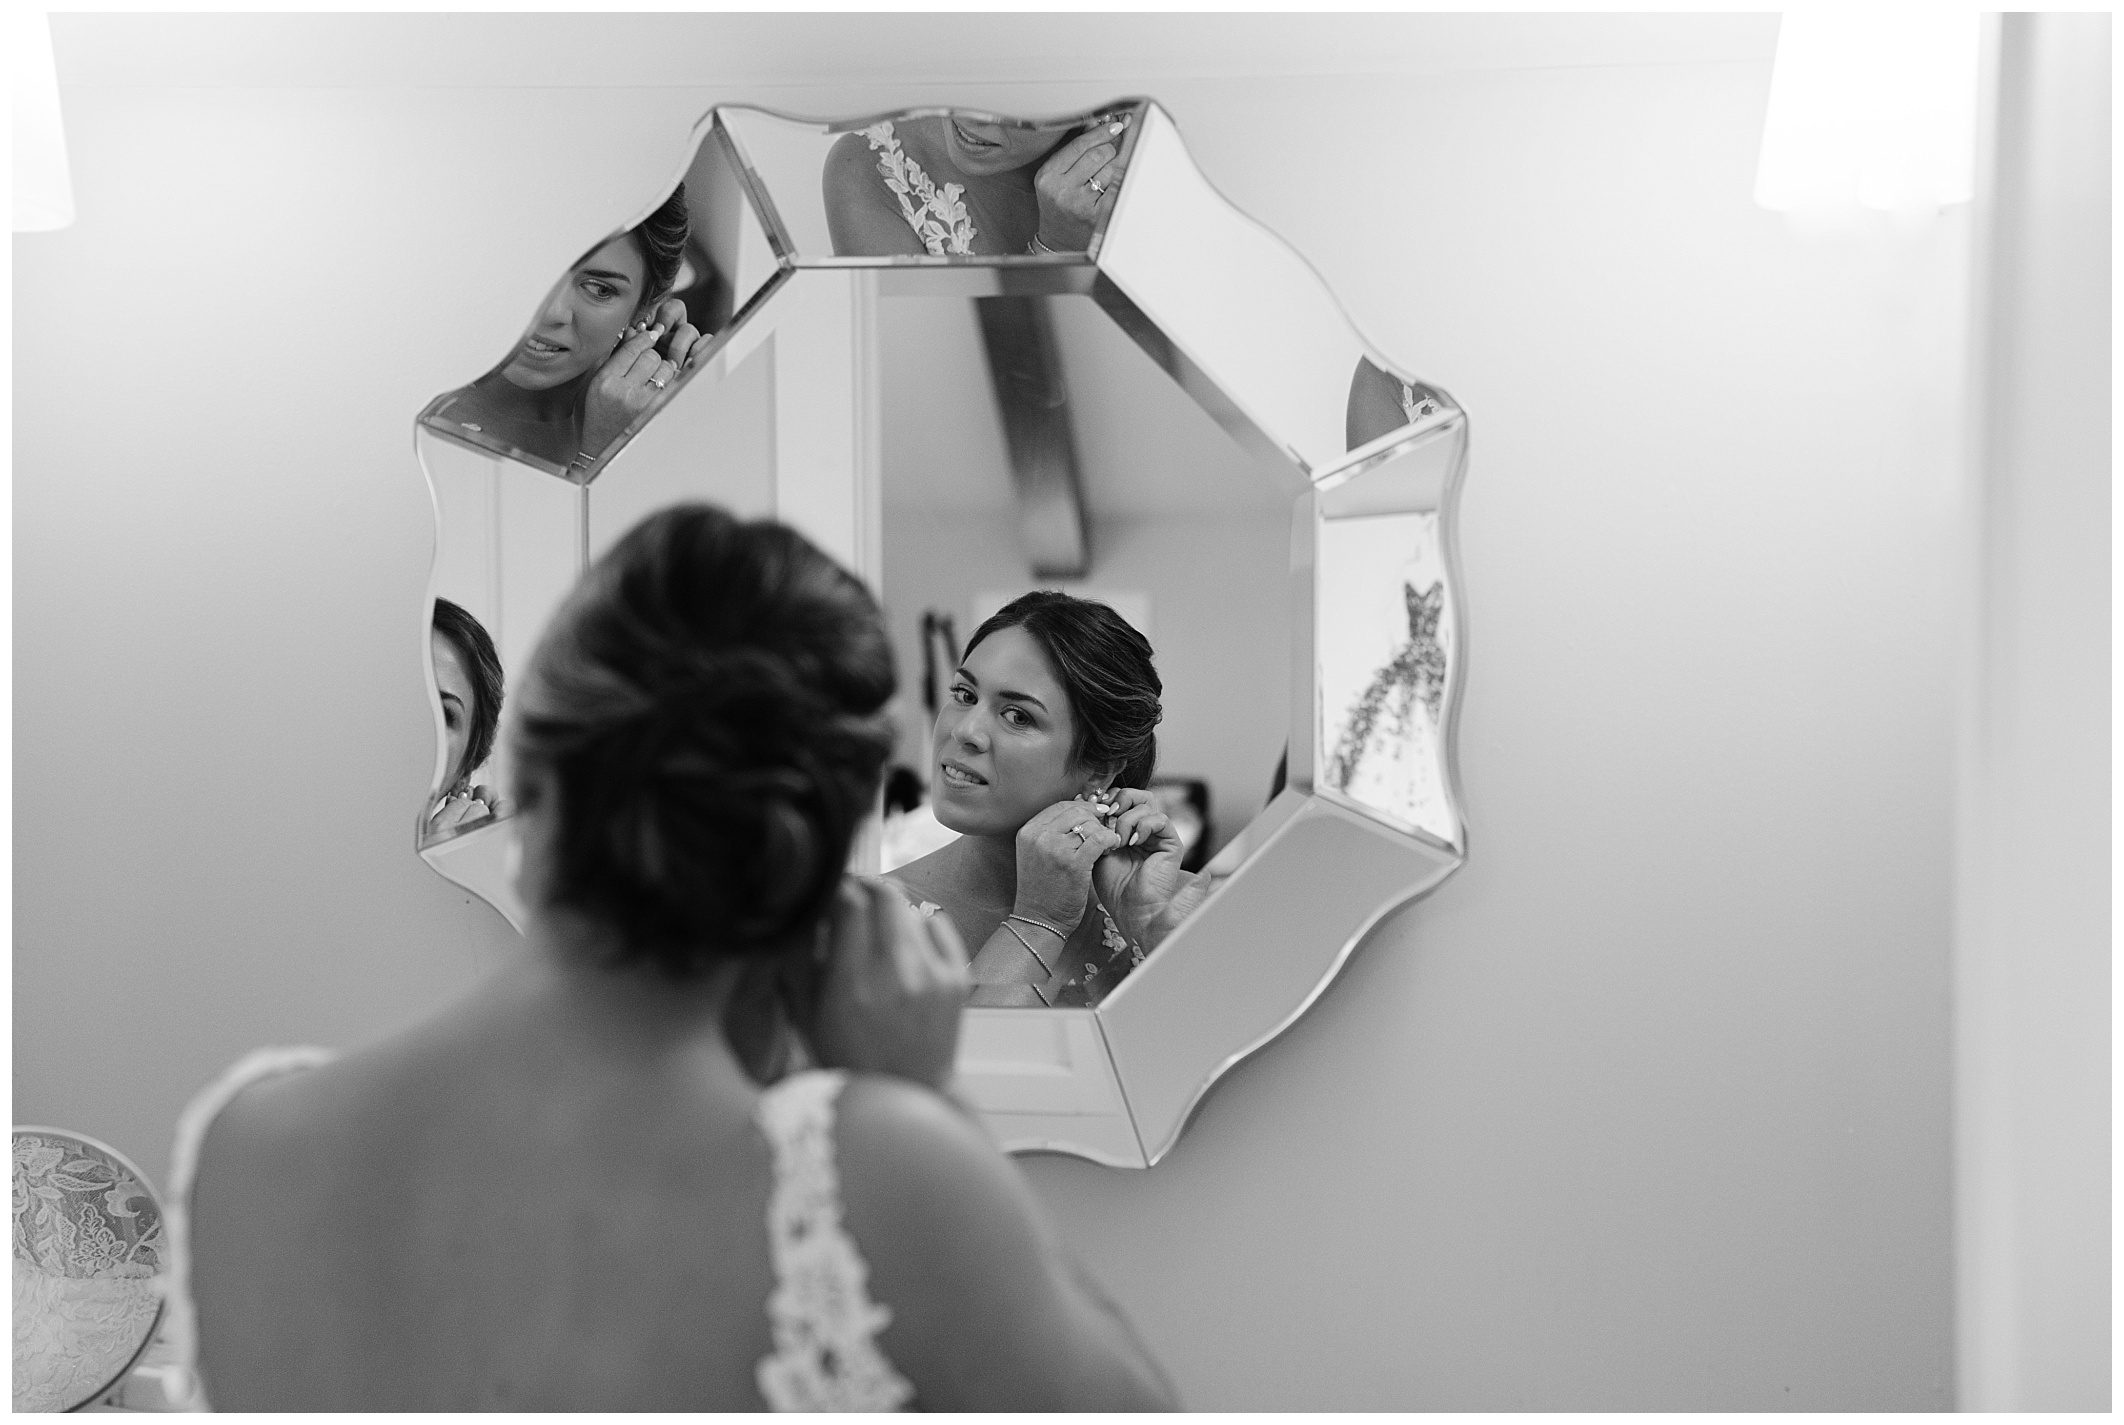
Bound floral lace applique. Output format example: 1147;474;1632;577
754;1071;914;1412
13;1132;166;1411
862;122;977;257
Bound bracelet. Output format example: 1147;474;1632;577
1026;233;1059;255
567;450;598;476
1007;912;1071;941
1001;920;1052;976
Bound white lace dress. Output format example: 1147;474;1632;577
160;1052;910;1410
859;122;980;256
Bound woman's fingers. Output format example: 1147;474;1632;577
1047;117;1128;175
649;296;689;331
1113;806;1172;849
608;324;663;371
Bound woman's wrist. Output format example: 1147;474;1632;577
1008;899;1081;938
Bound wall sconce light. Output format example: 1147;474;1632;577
1754;13;1981;228
11;9;75;232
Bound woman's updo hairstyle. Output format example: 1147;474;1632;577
627;184;690;308
509;504;895;977
964;591;1161;789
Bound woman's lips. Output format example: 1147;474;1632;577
517;336;569;361
951;119;1001;151
939;760;987;789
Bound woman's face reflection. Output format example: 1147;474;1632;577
432;630;477;792
931;626;1092;836
499;235;647;392
941;116;1072;177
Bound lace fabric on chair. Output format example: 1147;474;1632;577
12;1129;167;1412
753;1071;915;1412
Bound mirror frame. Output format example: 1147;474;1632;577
416;100;1471;1167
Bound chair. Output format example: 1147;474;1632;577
13;1127;166;1412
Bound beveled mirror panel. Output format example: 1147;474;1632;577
416;101;1469;1166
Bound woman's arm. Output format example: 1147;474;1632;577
822;131;931;257
837;1077;1179;1410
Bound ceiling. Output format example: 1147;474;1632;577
879;292;1296;522
51;12;1778;91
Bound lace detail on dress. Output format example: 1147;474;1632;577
13;1132;166;1411
753;1071;913;1412
161;1045;337;1412
862;122;977;256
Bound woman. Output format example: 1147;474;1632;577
823;108;1135;257
424;185;714;474
425;597;505;838
890;592;1211;1008
166;508;1175;1410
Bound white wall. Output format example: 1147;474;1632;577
12;14;2021;1410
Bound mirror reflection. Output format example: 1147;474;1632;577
872;290;1296;1006
426;598;506;839
825;107;1140;257
707;103;1144;262
420;188;710;479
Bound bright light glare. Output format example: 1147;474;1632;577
1755;13;1981;220
11;9;74;232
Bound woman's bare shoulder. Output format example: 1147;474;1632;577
829;1075;1060;1306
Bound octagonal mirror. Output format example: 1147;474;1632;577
415;100;1469;1166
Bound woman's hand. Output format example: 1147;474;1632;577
426;785;501;836
578;298;714;459
1031;115;1131;252
1012;798;1126;933
806;879;971;1091
1089;787;1208;951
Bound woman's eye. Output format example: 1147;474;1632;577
949;684;975;705
1002;707;1031;728
580;280;617;301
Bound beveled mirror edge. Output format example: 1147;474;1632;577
1131;803;1465;1166
407;94;1472;1170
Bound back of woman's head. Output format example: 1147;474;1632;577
510;504;895;976
630;185;690;307
965;591;1161;789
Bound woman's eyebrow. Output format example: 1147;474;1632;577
954;668;1048;712
576;265;637;287
440;691;465;710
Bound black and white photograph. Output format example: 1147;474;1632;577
13;11;2107;1412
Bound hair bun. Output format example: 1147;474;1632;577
511;505;895;975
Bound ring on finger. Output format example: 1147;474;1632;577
1087;176;1106;193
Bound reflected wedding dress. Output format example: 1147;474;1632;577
859;122;979;256
161;1049;913;1411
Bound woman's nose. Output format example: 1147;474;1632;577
951;710;990;751
535;283;573;331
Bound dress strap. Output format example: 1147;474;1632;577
861;121;978;257
160;1046;336;1411
752;1070;914;1412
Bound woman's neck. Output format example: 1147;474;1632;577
511;907;753;1054
941;830;1023;913
478;368;586;426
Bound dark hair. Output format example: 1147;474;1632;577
432;597;504;790
627;184;689;308
509;504;894;976
963;591;1161;789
